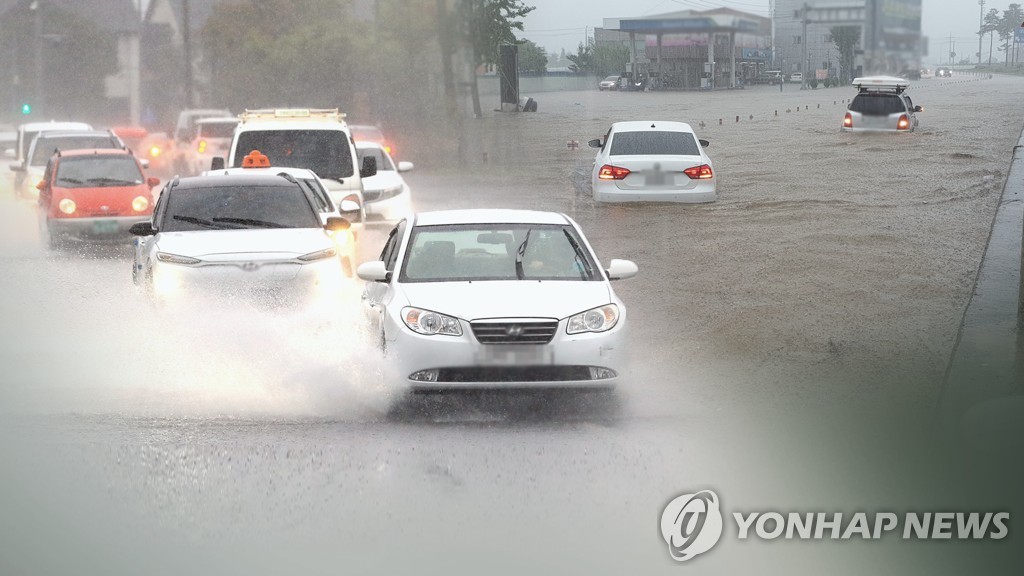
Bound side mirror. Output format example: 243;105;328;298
36;180;47;191
324;216;350;232
699;139;710;148
210;157;225;171
129;222;156;236
397;161;414;173
356;260;390;282
146;176;161;188
914;105;923;113
360;156;377;178
139;159;151;169
587;138;603;148
605;259;638;280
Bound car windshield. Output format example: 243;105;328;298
603;76;618;81
609;130;700;156
233;130;354;180
400;224;597;283
357;147;395;171
31;136;118;165
850;93;907;115
197;122;237;139
54;156;142;187
161;184;320;232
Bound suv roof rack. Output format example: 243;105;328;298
852;76;909;93
238;108;346;123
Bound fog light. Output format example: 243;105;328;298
588;367;617;380
409;369;439;382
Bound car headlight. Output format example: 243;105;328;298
401;307;462;336
132;196;149;212
567;304;619;334
156;252;201;265
58;198;76;215
297;247;338;262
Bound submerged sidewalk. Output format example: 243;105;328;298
938;125;1024;443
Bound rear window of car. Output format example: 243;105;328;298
161;184;320;232
609;131;700;156
54;156;143;188
849;93;907;115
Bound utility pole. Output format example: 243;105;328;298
31;0;42;116
978;0;985;66
801;3;809;89
182;0;194;108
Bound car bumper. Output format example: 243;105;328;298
49;216;148;243
148;257;351;306
593;179;716;203
383;315;627;390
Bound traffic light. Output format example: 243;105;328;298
20;103;31;115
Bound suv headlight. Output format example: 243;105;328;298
156;252;201;265
567;304;619;334
401;307;462;336
298;247;338;262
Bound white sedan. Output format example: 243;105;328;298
131;173;351;305
589;121;716;203
355;141;413;223
356;209;637;390
203;161;365;276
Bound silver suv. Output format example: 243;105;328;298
841;76;923;133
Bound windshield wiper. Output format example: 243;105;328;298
212;217;290;228
87;177;140;185
172;215;236;230
514;228;533;280
57;177;84;184
562;229;593;280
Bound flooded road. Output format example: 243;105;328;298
2;75;1023;574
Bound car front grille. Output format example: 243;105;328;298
436;366;593;383
470;320;558;344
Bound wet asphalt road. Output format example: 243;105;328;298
2;79;1023;575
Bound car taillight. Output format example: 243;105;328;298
598;164;630;180
683;164;713;180
843;112;853;128
897;114;910;130
197;140;207;153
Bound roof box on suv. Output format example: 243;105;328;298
851;76;910;93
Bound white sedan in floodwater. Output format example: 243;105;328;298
131;173;351;305
356;141;413;223
356;209;637;390
589;120;716;203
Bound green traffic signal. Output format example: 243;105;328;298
21;103;31;114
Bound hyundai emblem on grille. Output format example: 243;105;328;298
505;325;523;337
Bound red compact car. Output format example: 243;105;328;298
37;148;160;248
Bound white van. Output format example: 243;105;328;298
217;108;376;207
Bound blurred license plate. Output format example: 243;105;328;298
92;220;119;234
476;345;553;366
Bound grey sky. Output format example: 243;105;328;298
520;0;1017;65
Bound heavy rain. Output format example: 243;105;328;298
1;0;1023;574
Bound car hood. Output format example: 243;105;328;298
396;280;613;321
153;228;332;259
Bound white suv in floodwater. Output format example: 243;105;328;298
218;108;377;208
841;76;923;133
